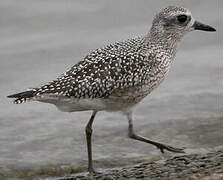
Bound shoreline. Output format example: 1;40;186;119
60;149;223;180
0;148;222;179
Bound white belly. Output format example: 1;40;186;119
35;94;133;112
54;98;108;112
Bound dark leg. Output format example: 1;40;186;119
85;111;97;173
127;111;185;153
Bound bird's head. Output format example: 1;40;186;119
149;6;216;44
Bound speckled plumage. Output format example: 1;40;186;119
8;5;216;173
12;35;174;110
9;6;195;111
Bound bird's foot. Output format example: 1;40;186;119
155;142;185;153
88;167;101;175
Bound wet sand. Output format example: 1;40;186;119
1;116;223;179
60;149;223;180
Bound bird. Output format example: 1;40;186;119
8;6;216;173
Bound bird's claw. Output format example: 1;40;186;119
156;143;185;153
88;168;101;175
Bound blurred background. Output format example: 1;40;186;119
0;0;222;178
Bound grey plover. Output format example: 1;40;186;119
8;6;216;173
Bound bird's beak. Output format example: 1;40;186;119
193;21;216;32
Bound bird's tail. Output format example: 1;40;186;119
7;90;37;104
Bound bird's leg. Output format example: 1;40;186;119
127;112;185;153
85;111;97;173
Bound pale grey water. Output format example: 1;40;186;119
0;0;223;177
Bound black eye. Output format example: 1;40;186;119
177;15;187;23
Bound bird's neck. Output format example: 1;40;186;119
146;27;182;56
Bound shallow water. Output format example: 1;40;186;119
0;0;223;179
